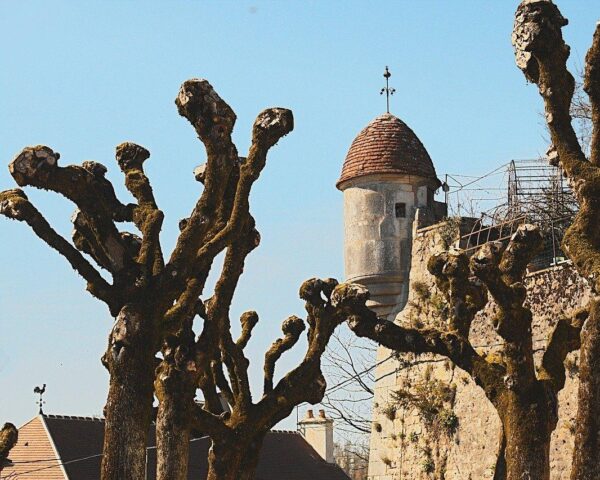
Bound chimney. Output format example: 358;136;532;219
299;409;334;463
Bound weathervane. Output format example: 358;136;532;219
34;384;46;415
380;66;396;114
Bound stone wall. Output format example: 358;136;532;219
367;221;590;480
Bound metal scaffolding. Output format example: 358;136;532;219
449;159;577;269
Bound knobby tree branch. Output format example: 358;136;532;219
0;188;118;312
0;77;296;480
348;223;579;480
512;3;600;478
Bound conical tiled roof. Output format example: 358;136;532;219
337;114;439;189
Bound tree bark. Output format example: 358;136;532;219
493;428;507;480
206;435;263;480
571;298;600;480
156;395;191;480
101;305;157;480
155;360;197;480
0;423;18;473
497;388;556;480
512;4;600;475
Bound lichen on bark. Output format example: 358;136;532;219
512;1;600;478
0;423;18;472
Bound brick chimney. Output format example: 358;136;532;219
299;409;334;463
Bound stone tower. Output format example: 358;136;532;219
338;116;589;479
337;113;444;319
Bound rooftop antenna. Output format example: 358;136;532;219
380;66;396;114
34;384;46;415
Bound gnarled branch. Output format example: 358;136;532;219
471;225;542;387
9;146;133;275
115;142;165;280
0;188;118;312
584;24;600;165
341;283;495;384
166;79;239;284
471;225;542;340
513;2;600;293
236;311;259;349
253;278;342;426
190;403;231;439
540;305;588;391
427;248;487;337
512;0;584;165
263;315;306;394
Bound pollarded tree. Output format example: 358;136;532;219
154;276;367;480
150;82;375;480
0;78;374;480
0;79;297;480
512;1;600;478
347;223;586;480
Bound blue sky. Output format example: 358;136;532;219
1;1;598;430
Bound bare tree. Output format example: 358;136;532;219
346;223;585;480
511;1;600;478
155;275;371;480
0;77;375;480
0;78;297;480
321;330;375;436
334;441;369;480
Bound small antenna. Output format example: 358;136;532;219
34;384;46;415
380;66;396;114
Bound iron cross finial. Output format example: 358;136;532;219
380;66;396;114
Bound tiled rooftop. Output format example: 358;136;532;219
337;113;439;189
3;415;350;480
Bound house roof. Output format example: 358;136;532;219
163;430;350;480
337;113;439;189
43;415;108;480
1;416;65;479
3;415;350;480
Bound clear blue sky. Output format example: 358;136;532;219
1;1;598;429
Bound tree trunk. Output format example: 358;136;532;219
571;298;600;480
498;388;556;480
155;364;196;480
101;305;156;480
493;428;506;480
206;435;263;480
0;423;18;473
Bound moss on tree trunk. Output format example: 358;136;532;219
206;437;263;480
101;305;156;480
496;387;556;480
570;299;600;479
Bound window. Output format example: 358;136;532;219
395;202;406;218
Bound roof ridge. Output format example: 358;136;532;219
44;414;104;421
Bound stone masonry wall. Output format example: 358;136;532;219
367;221;590;480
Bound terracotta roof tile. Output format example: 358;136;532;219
6;415;349;480
337;113;439;189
